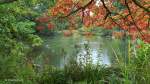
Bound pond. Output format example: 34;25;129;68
30;35;128;68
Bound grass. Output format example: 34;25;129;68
0;40;150;84
37;40;150;84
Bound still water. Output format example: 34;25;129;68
31;35;127;68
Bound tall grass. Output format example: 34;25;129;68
37;41;150;84
115;40;150;84
1;40;149;84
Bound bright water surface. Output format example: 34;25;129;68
31;35;128;68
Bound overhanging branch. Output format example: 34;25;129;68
60;0;94;18
100;0;111;20
125;0;145;37
132;0;150;12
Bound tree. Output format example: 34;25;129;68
0;0;55;81
39;0;150;43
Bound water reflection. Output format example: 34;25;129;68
76;40;111;66
31;35;127;68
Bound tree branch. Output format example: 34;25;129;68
60;0;94;18
132;0;150;12
125;0;144;37
100;0;111;20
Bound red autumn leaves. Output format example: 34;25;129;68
141;34;150;43
37;0;150;43
36;23;54;31
36;25;45;31
50;0;73;16
36;17;54;31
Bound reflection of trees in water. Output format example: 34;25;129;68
30;36;127;69
84;42;92;65
74;41;107;66
74;41;93;66
61;38;112;67
97;43;103;65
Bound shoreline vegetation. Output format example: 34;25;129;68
0;0;150;84
0;34;150;84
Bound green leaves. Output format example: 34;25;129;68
15;21;36;34
112;1;126;10
52;18;70;30
27;34;43;47
0;0;44;82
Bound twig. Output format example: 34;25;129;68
132;0;150;12
125;0;144;37
100;0;111;19
60;0;94;18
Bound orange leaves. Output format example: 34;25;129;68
141;33;150;43
128;2;138;13
51;6;71;16
46;0;150;43
105;18;118;29
83;15;93;27
112;31;125;39
128;25;138;33
47;23;54;30
94;12;105;19
121;25;129;30
140;29;150;43
127;15;132;21
51;7;60;16
84;20;92;27
63;30;72;37
112;15;121;19
125;25;139;40
50;0;73;16
136;20;148;30
57;0;73;5
95;21;104;27
119;9;129;17
51;8;59;16
63;0;73;5
36;22;55;31
35;16;55;31
36;25;45;31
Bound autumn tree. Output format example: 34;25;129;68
37;0;150;43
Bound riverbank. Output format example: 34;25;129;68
37;43;150;84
